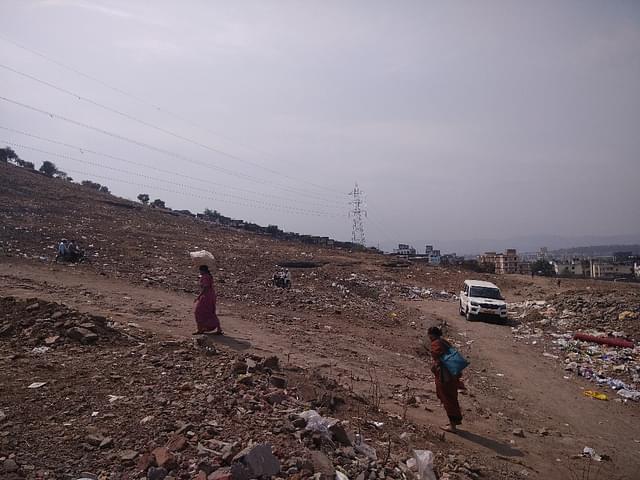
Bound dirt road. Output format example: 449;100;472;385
1;260;638;479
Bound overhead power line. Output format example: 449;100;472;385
64;166;347;220
0;36;346;196
0;95;341;203
2;139;344;218
0;126;346;210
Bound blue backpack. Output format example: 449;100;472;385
440;342;469;376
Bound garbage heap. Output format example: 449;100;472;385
509;289;640;403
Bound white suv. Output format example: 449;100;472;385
459;280;508;321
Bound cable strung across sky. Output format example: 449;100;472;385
3;139;346;218
0;34;346;196
0;95;344;204
0;126;346;210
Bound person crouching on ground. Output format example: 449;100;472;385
193;265;223;335
428;326;463;432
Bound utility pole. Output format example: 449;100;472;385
349;183;366;246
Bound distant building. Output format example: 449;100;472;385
635;262;640;278
478;249;520;274
553;259;586;277
537;247;549;260
590;261;635;279
517;261;532;275
395;243;416;256
613;251;634;262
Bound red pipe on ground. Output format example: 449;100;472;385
573;333;635;349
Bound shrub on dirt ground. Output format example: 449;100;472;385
151;198;166;208
137;193;150;205
1;146;18;163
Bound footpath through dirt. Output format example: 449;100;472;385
1;260;638;479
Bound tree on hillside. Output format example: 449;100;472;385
137;193;150;205
39;161;59;177
151;198;166;208
1;147;18;163
81;180;101;190
99;185;110;194
532;259;554;276
16;159;35;170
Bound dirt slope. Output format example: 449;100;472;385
1;162;639;479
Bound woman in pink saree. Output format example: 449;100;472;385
193;265;222;335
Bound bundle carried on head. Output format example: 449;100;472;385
189;250;215;268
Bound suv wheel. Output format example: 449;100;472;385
466;308;474;321
459;302;465;316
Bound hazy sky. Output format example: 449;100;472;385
1;1;639;252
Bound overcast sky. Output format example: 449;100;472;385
1;1;639;253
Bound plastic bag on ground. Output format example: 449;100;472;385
298;410;332;437
617;388;640;401
413;450;436;480
190;250;215;268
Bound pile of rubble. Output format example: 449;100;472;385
0;296;135;349
509;290;640;402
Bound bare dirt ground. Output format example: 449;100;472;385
2;163;639;479
2;260;638;480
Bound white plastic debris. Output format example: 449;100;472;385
27;382;47;389
617;389;640;401
31;346;50;354
413;450;437;480
336;471;349;480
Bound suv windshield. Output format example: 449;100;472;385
469;286;502;300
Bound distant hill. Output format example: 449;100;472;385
429;234;640;256
550;244;640;257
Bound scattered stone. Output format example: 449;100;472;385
329;421;353;446
231;443;280;480
236;374;253;386
208;467;233;480
66;327;99;344
3;458;19;473
136;452;154;472
86;434;105;447
147;467;168;480
513;428;525;438
166;434;187;452
292;417;307;429
265;391;286;405
99;437;113;449
44;335;60;345
310;450;335;480
270;376;287;389
232;360;248;375
119;450;138;462
152;447;177;470
26;303;40;311
263;356;280;370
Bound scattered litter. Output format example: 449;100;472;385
31;346;50;354
27;382;47;389
582;446;609;462
107;395;125;403
583;390;608;401
617;389;640;401
412;450;436;480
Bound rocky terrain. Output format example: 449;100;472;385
1;162;639;480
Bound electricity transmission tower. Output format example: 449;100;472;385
349;183;366;246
